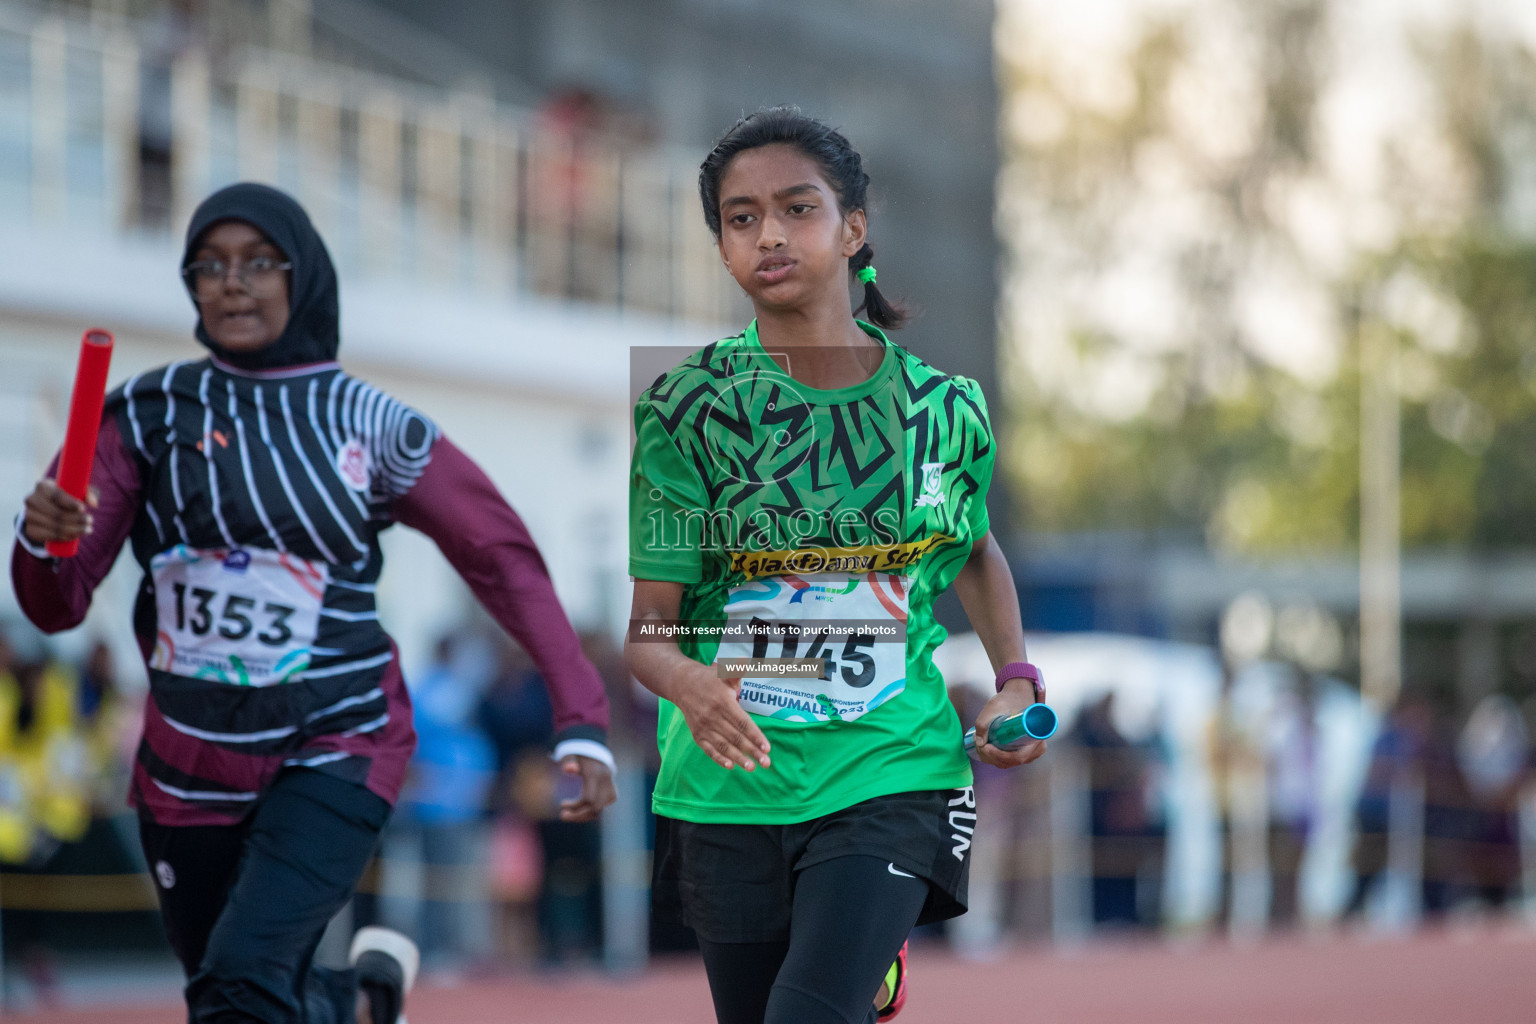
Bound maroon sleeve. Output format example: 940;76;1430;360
392;436;610;742
11;416;143;634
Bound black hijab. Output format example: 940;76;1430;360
181;182;339;370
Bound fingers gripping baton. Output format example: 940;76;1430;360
963;702;1058;757
47;329;115;558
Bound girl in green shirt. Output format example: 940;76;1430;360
627;107;1046;1024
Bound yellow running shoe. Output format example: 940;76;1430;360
875;940;908;1020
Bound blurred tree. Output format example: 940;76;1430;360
997;0;1536;553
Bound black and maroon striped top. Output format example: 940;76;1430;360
13;356;610;826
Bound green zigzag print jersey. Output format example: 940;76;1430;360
630;320;993;823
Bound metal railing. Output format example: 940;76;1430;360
0;7;741;325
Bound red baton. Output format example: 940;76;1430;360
47;329;115;558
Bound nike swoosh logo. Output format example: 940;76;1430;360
888;863;917;879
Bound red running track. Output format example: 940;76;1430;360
18;924;1536;1023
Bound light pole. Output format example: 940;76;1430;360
1359;318;1402;711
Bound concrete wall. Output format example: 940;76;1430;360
368;0;1003;394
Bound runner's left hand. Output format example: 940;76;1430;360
973;679;1047;769
556;754;617;822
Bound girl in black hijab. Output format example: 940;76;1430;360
14;183;617;1024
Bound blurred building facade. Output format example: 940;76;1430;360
367;0;1003;398
0;0;1004;672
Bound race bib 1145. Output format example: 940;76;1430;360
719;572;909;724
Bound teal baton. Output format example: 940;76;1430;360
963;702;1058;756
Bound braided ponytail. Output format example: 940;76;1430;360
849;242;907;331
699;106;910;330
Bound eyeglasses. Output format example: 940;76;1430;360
182;256;292;301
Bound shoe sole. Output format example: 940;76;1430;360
349;926;420;993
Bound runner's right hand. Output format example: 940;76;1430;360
673;662;772;771
21;478;96;546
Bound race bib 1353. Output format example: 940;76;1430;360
149;546;327;686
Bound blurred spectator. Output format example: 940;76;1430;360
537;88;608;143
1207;667;1268;930
534;814;602;965
488;748;551;966
1347;698;1429;918
479;635;555;965
77;641;114;723
1420;703;1480;916
1075;693;1157;929
0;628;96;1006
1267;671;1319;927
1456;694;1527;908
583;631;654;767
528;85;658;302
478;639;554;770
1347;694;1489;920
478;636;602;965
1136;730;1170;927
535;633;631;965
393;633;498;969
77;640;136;811
530;87;609;300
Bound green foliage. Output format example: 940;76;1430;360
999;1;1536;554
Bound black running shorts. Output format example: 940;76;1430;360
652;787;976;944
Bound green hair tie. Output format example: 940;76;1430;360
857;266;878;284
